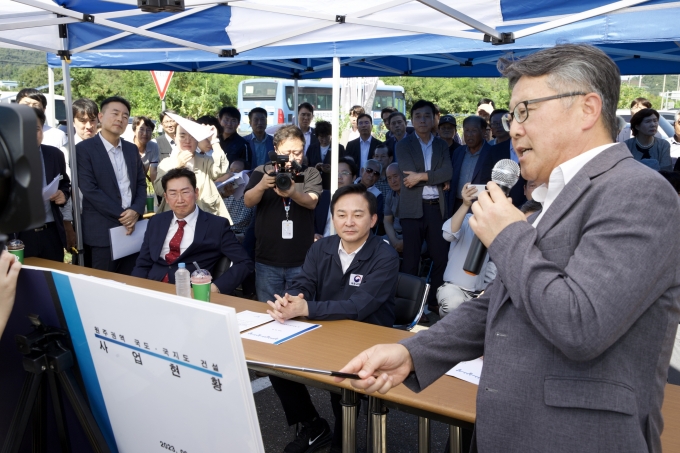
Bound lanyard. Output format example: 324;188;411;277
282;198;291;221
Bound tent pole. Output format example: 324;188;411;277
47;67;55;127
60;55;83;266
330;57;340;235
293;78;299;126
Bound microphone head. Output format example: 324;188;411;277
491;159;520;191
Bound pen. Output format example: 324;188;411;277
246;360;361;380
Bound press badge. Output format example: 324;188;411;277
282;220;293;239
349;274;363;287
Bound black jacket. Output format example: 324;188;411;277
289;234;399;327
344;136;384;167
485;139;526;208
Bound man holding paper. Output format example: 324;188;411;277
266;184;399;453
133;168;253;295
154;114;231;223
77;96;147;274
15;108;71;262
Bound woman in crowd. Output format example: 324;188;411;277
624;108;672;171
132;116;159;183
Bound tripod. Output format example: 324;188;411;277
1;314;111;453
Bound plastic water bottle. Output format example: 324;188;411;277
175;263;192;298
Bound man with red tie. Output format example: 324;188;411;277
132;167;253;294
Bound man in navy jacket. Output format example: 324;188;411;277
77;96;147;274
266;184;399;453
133;168;253;295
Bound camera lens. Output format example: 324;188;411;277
275;173;292;192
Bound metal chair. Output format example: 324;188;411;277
392;272;430;331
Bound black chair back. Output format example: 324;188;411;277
213;256;232;280
393;273;429;330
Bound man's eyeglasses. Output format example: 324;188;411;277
137;128;153;134
364;168;379;176
339;171;352;177
502;92;587;132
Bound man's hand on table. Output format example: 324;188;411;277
266;293;309;323
334;344;414;394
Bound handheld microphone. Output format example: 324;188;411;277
463;159;521;276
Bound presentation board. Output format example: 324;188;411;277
2;267;264;453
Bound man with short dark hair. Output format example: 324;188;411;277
267;183;399;453
316;156;357;239
77;96;147;274
447;115;492;216
385;111;409;157
72;98;99;144
297;102;318;155
133;167;253;294
307;120;345;191
397;99;452;311
244;107;274;168
243;125;322;303
381;107;397;140
15;107;71;262
340;105;365;147
157;109;178;162
219;106;253;169
345;113;383;170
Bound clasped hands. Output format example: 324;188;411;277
266;293;309;323
119;209;139;235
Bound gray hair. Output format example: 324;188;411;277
365;159;382;174
498;44;620;141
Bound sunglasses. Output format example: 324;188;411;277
364;168;379;176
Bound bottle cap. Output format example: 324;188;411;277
178;263;186;268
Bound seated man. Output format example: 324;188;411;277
267;184;399;453
383;162;403;252
133;168;253;295
437;184;496;317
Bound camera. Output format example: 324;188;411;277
0;104;45;246
264;151;305;192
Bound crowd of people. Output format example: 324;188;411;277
4;43;680;453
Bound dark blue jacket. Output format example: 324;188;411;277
244;132;274;168
289;234;398;327
220;133;253;169
132;208;253;295
447;141;492;218
485;139;526;208
76;135;147;247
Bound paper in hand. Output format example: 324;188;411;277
166;112;213;142
42;174;60;201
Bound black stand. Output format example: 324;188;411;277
1;315;111;453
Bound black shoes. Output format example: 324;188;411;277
283;417;332;453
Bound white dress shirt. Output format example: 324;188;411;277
99;133;132;209
320;145;330;162
338;239;367;274
442;214;496;291
160;205;200;259
418;133;439;199
359;136;372;169
532;143;614;227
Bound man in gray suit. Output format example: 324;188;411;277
337;44;680;453
396;100;453;311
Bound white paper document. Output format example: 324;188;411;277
446;357;483;386
42;174;60;201
237;310;274;333
241;319;321;345
216;170;250;199
109;219;148;260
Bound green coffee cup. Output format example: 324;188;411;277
192;282;211;302
7;239;24;264
146;196;155;213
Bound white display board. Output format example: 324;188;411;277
41;267;264;453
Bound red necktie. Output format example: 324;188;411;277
162;220;187;283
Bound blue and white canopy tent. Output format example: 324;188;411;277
1;0;680;262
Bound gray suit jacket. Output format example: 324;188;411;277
395;133;452;218
401;143;680;453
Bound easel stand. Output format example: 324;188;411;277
1;315;111;453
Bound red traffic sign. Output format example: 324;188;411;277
150;71;174;100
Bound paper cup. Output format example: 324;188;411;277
7;247;24;264
192;282;211;302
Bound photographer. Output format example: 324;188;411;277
244;125;322;303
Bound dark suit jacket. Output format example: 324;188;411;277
314;190;331;236
447;141;492;217
345;136;384;167
395;133;452;218
76;135;147;247
401;144;680;453
132;208;253;295
220;133;253;169
307;143;345;190
484;139;526;208
156;133;174;163
35;145;71;247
